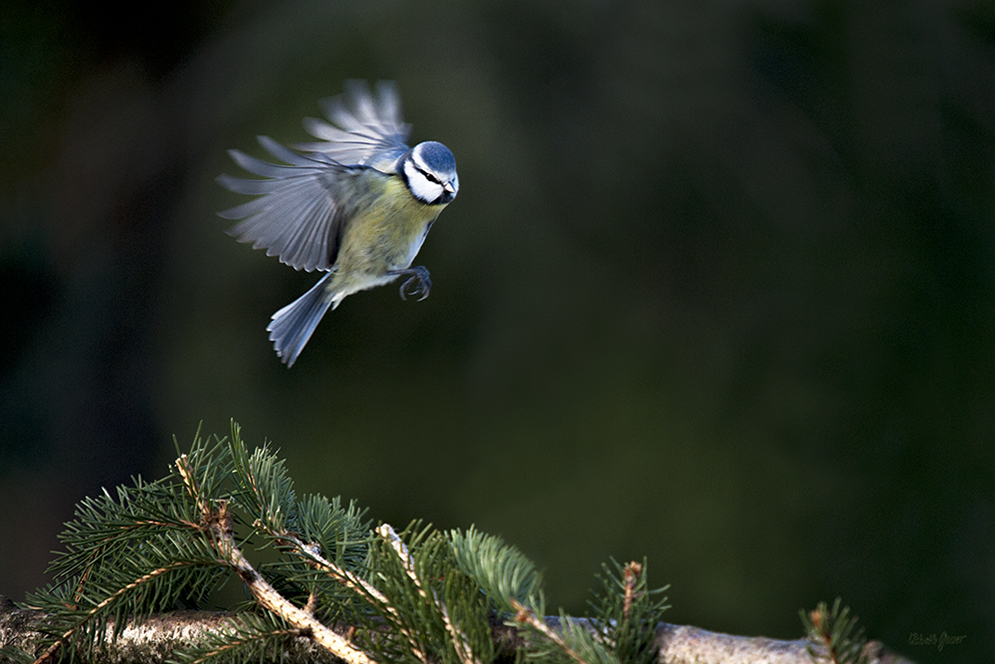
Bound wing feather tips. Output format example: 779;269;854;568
226;146;297;178
256;135;315;166
216;137;344;272
215;173;281;197
374;80;403;123
300;79;411;163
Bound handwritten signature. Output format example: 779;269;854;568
908;631;966;651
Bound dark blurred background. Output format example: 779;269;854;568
1;0;993;661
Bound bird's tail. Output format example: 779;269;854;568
267;273;337;367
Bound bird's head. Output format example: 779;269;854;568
403;141;459;205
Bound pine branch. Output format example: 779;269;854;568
1;424;918;664
255;518;388;605
449;526;546;615
174;453;373;664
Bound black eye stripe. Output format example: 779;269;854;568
416;164;442;184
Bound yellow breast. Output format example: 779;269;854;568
331;176;448;291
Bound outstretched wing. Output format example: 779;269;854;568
294;80;411;172
217;135;386;272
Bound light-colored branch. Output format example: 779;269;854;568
30;562;194;664
652;621;916;664
0;598;344;664
212;520;373;664
0;598;918;664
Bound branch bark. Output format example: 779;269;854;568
0;596;915;664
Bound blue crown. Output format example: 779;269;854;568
416;141;456;173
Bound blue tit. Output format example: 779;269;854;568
217;80;459;367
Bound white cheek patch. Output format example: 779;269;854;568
405;159;443;204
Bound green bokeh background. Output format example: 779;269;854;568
2;1;993;662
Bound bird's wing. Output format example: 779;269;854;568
294;80;412;172
217;135;387;272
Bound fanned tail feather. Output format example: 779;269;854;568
267;273;337;367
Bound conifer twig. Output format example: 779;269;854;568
256;520;435;664
31;561;195;664
510;599;591;664
622;560;641;623
270;522;428;664
260;521;389;605
257;519;430;664
378;524;479;664
175;455;374;664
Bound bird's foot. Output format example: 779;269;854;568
389;266;432;301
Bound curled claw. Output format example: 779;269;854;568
390;266;432;301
